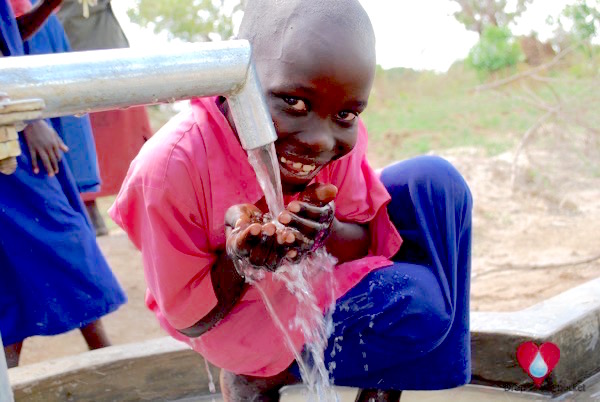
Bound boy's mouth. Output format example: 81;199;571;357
279;156;316;176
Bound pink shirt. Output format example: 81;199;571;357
110;97;402;376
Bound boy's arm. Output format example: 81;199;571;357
177;252;247;338
325;219;370;264
16;0;63;40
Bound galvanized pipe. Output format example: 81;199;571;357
0;39;277;150
228;62;278;150
0;40;249;118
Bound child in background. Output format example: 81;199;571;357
57;0;153;236
110;0;473;400
0;0;127;368
10;0;103;202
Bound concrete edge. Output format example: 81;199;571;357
9;337;218;402
471;277;600;393
8;278;600;401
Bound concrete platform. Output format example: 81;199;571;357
8;278;600;401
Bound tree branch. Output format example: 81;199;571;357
474;252;600;279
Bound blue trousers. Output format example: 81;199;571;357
295;156;473;390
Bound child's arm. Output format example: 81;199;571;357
177;251;246;338
325;219;369;263
16;0;63;40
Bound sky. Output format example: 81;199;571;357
111;0;577;72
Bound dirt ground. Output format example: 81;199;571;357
17;129;600;366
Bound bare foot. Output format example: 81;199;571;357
220;368;299;401
355;388;402;402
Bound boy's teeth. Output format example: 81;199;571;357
280;156;316;173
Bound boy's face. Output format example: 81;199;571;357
254;23;375;194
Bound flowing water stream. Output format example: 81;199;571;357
241;145;339;401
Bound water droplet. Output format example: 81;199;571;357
364;364;369;371
529;352;549;378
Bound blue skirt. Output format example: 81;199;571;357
0;136;126;346
293;156;473;390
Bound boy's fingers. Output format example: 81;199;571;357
287;201;333;222
225;204;261;228
278;210;328;238
298;183;337;206
237;223;262;246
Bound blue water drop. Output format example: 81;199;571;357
529;352;548;378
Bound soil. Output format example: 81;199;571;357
16;129;600;366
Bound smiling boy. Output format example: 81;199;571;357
111;1;472;401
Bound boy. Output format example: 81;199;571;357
111;0;472;400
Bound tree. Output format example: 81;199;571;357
468;25;523;73
452;0;533;35
127;0;245;42
561;0;600;41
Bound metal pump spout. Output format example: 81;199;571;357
0;40;278;173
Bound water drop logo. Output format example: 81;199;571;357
516;342;561;387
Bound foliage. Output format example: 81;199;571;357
467;26;524;73
451;0;533;35
127;0;244;42
562;0;600;41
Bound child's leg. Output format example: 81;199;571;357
355;388;402;401
220;367;299;402
80;319;112;350
326;155;473;390
3;341;23;368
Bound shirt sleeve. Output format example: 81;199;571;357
326;120;402;258
109;139;218;330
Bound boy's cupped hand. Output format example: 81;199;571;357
225;183;337;272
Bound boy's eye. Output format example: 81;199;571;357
336;111;358;122
282;97;307;112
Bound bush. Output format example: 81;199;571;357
468;26;524;73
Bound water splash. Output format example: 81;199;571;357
236;252;339;402
203;357;217;394
244;143;339;401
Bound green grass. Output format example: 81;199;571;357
361;56;599;167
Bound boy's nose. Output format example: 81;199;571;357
300;125;336;155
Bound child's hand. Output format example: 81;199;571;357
225;204;299;271
278;183;338;255
23;120;69;176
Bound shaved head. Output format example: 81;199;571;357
238;0;376;64
233;0;377;193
